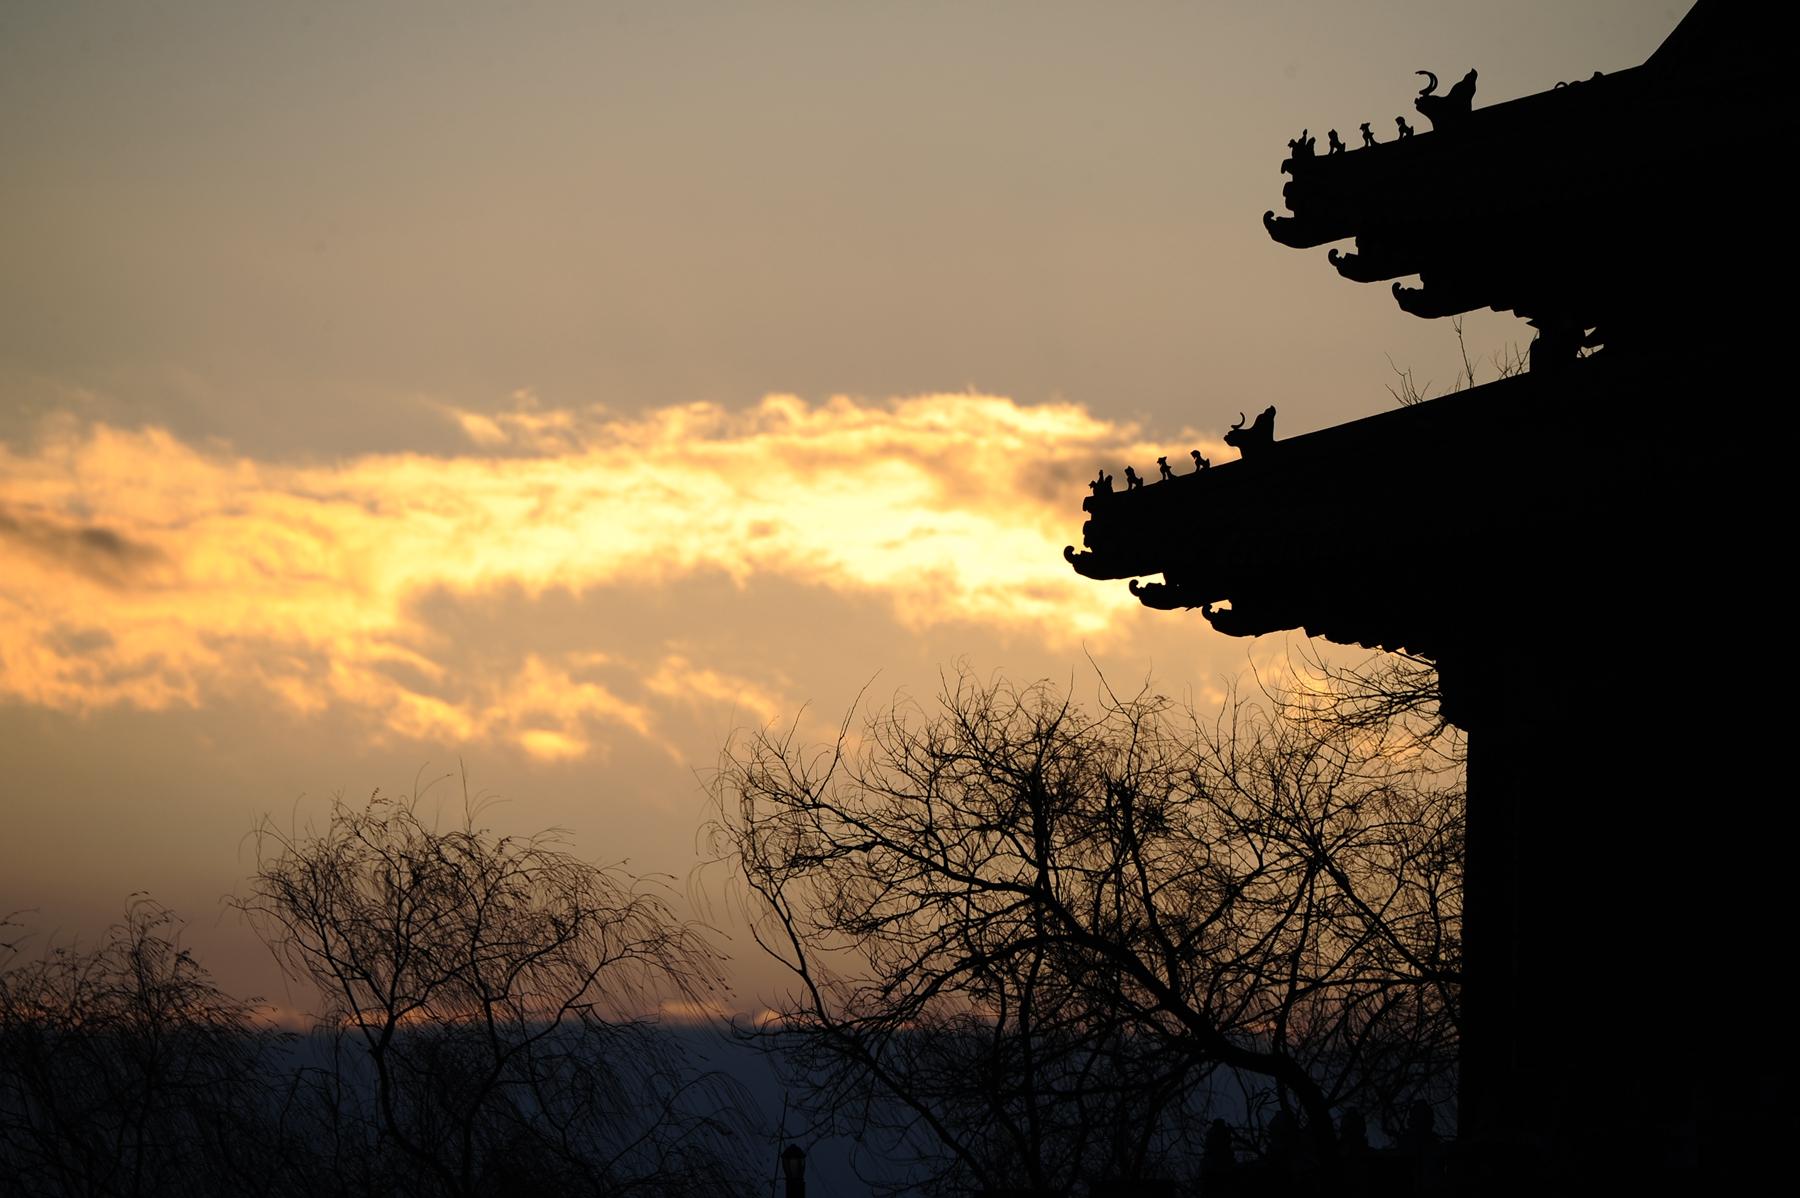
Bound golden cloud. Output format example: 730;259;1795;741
0;393;1224;754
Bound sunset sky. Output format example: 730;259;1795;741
0;1;1677;1014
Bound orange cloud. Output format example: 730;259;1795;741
0;393;1225;754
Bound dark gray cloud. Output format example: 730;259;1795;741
0;505;167;587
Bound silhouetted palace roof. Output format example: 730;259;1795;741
1063;350;1669;668
1065;1;1765;687
1068;4;1786;1179
1261;0;1762;346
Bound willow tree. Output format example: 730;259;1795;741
0;899;284;1198
239;789;752;1198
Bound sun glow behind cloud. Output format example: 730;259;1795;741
0;393;1221;760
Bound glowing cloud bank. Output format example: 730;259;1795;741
0;394;1219;757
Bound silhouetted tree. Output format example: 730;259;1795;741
0;898;290;1198
238;787;753;1198
1386;316;1533;408
710;668;1462;1194
1279;644;1459;766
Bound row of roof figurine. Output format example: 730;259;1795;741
1090;453;1207;497
1286;68;1480;162
1292;118;1415;158
1088;407;1276;498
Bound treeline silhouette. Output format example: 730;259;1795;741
4;656;1466;1197
0;797;758;1198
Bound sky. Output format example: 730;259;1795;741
0;1;1682;1015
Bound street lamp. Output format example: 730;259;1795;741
780;1143;806;1198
